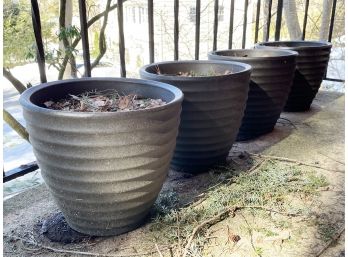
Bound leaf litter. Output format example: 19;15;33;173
43;89;166;112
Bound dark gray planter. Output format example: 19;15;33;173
19;78;183;236
140;60;251;172
256;41;332;111
208;49;297;141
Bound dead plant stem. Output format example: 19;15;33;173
155;243;163;257
249;153;344;173
181;205;301;257
8;235;168;257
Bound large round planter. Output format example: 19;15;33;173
255;41;332;111
140;60;251;172
19;78;183;236
208;49;297;141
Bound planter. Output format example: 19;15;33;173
255;41;332;111
19;78;183;236
140;60;251;172
208;49;297;140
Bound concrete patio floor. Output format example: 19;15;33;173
3;90;345;257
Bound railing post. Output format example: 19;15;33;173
328;0;337;42
228;0;235;49
78;0;91;77
148;0;155;63
174;0;179;60
242;0;248;49
117;0;126;77
266;0;273;42
213;0;219;50
302;0;310;40
30;0;47;83
254;0;261;43
195;0;201;60
274;0;283;41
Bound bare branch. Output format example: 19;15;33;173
3;68;27;94
59;0;128;79
91;0;112;69
3;110;29;142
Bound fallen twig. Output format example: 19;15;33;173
248;158;268;175
182;207;237;257
7;235;169;257
277;117;298;129
182;205;300;257
315;227;345;257
155;243;163;257
317;151;345;166
249;153;344;173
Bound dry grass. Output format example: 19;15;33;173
150;160;329;256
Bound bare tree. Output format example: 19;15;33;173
319;0;333;40
283;0;302;40
59;0;75;78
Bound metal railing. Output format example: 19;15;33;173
3;0;343;182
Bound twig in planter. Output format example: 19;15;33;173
7;235;168;257
249;153;344;173
315;227;344;257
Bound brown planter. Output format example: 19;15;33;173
19;78;183;236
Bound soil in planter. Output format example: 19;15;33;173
155;66;232;77
43;89;166;112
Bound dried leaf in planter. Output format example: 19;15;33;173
44;90;166;112
44;101;54;107
118;95;132;110
94;100;106;107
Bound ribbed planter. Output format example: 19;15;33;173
256;41;332;111
208;49;297;141
140;60;251;172
19;78;183;236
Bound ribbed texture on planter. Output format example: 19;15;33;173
19;78;183;236
208;49;297;140
256;41;332;111
140;61;251;172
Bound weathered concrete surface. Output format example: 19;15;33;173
3;90;344;257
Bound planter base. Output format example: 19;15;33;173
68;216;147;237
236;127;274;141
170;155;227;173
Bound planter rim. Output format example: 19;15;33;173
208;48;298;61
255;40;332;51
19;77;184;117
140;60;252;81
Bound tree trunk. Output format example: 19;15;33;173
319;0;333;40
262;0;270;42
59;0;77;79
283;0;302;40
